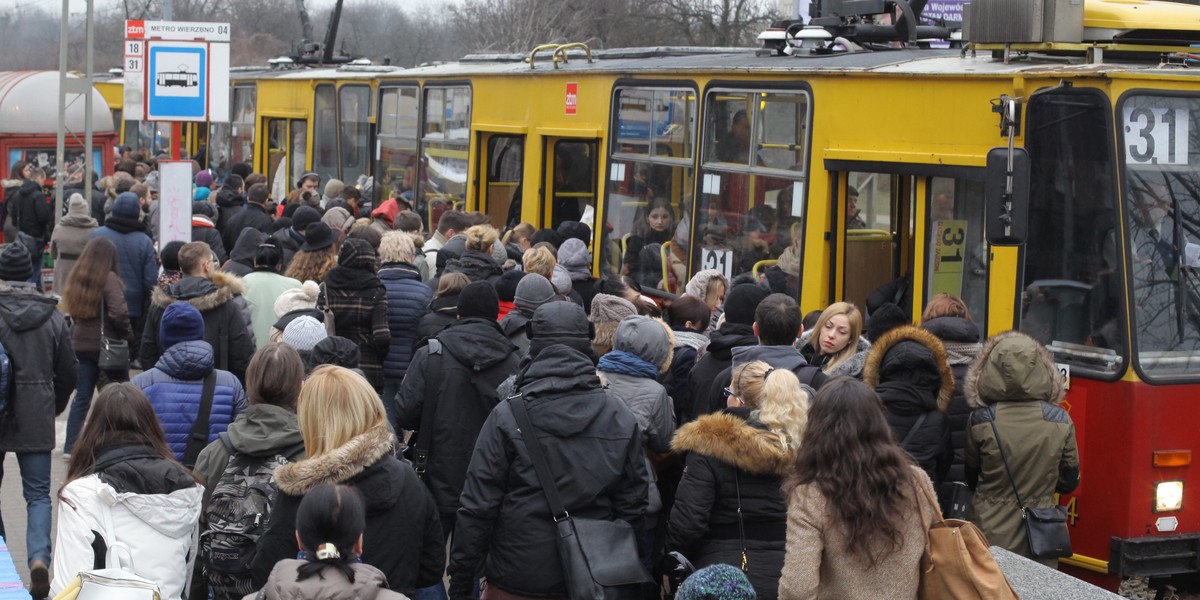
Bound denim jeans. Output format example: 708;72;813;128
0;452;52;565
381;379;402;432
65;353;129;454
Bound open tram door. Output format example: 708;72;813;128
542;135;599;233
260;115;308;202
477;130;525;229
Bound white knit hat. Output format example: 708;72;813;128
274;280;321;318
282;315;327;352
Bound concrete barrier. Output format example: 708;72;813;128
990;546;1122;600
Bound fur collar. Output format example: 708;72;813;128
151;270;246;310
274;426;395;496
863;325;955;412
671;412;792;476
965;330;1064;409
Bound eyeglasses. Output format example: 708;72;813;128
722;387;736;398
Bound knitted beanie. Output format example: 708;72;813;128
308;335;360;371
676;564;756;600
867;301;909;343
194;170;214;188
514;273;555;314
0;243;33;282
68;193;89;215
494;269;525;303
589;293;637;355
113;192;141;219
292;206;322;233
274;281;320;318
160;302;205;350
282;315;328;352
458;280;499;321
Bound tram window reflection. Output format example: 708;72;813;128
376;86;419;212
313;84;338;183
420;86;471;227
339;85;370;185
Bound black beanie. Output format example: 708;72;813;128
723;283;771;326
307;336;361;372
495;269;526;303
0;243;33;282
458;280;499;321
867;302;909;343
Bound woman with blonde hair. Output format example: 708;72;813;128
667;360;809;598
251;366;445;596
522;245;557;280
797;301;871;378
441;224;502;284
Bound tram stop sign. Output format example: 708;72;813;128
124;20;231;123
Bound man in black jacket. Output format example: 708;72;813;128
447;325;648;598
396;281;520;538
682;283;769;423
8;167;52;288
220;182;274;253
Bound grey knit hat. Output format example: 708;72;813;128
514;273;556;314
282;315;328;352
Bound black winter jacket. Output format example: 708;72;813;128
668;408;791;599
269;227;303;271
223;228;268;278
191;218;227;264
220;202;274;255
921;316;982;488
397;318;519;514
140;272;255;382
700;344;827;421
10;179;53;242
864;325;955;486
448;344;649;598
415;293;459;343
214;186;245;237
683;323;758;423
252;427;445;596
442;250;501;284
0;283;76;452
379;262;432;381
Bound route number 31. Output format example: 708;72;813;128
1124;106;1189;167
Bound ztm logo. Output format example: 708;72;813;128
126;20;146;37
565;82;578;116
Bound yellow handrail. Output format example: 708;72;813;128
523;44;560;70
553;42;594;68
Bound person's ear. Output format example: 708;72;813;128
354;534;364;555
295;531;303;549
796;324;804;339
752;322;759;337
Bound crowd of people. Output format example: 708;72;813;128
0;154;1080;599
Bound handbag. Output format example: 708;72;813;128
989;406;1073;559
97;297;130;371
915;477;1019;600
52;542;162;600
317;283;337;336
508;395;651;599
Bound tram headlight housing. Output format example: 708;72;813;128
1154;481;1184;513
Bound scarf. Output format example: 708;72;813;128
943;340;982;366
673;330;709;353
104;216;145;234
323;265;381;293
158;270;183;289
598;350;659;379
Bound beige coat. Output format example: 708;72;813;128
49;212;97;292
964;331;1080;567
778;466;938;600
247;559;409;600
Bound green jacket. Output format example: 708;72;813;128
193;403;306;512
964;331;1080;566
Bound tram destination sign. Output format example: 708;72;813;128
125;20;231;42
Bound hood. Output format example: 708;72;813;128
612;316;674;371
275;426;394;496
730;344;808;373
60;212;98;229
153;271;246;310
229;228;270;266
517;345;608;438
260;560;394;600
921;316;982;366
965;330;1065;409
437;318;517;371
671;412;792;476
156;340;215;380
863;325;954;412
558;238;592;278
104;482;204;539
444;251;501;281
706;323;758;360
215;185;244;208
0;283;57;332
226;404;304;457
18;179;42;195
685;269;725;302
429;293;458;316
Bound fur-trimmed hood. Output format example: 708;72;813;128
965;330;1065;409
151;270;247;311
864;325;955;412
275;426;395;496
671;412;792;476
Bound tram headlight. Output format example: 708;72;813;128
1154;481;1184;513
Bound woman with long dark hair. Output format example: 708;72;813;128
49;383;203;600
247;484;407;599
60;236;132;456
778;377;938;599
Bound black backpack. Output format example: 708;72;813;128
200;433;304;600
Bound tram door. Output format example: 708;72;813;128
839;171;918;315
262;117;308;202
544;138;599;231
479;133;525;228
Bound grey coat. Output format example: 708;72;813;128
247;559;409;600
49;213;97;292
0;282;77;452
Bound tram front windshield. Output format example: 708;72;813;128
1120;94;1200;379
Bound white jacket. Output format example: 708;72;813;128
50;474;204;600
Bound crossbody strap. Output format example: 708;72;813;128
734;470;747;572
508;395;568;520
987;405;1026;511
412;339;443;475
183;372;218;468
899;412;929;450
99;296;108;338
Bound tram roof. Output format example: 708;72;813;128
0;71;114;135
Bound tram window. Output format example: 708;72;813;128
313;84;338;184
420;87;471;229
607;86;697;280
484;135;524;228
377;86;419;210
694;89;810;294
842;172;915;313
339;85;370;185
550;140;597;231
1119;94;1200;380
290;119;308;195
925;177;988;323
1021;90;1123;376
231;86;256;168
209;123;231;176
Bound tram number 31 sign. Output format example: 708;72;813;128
701;248;734;281
1124;106;1189;167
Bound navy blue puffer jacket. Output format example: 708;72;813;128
132;340;247;462
380;262;432;381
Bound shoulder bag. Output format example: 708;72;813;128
915;474;1018;600
98;297;130;371
508;395;651;599
182;372;218;469
317;282;337;336
989;405;1073;559
52;542;162;600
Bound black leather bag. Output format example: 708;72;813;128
989;408;1072;559
508;395;650;599
97;297;130;371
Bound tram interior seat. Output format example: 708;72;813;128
844;229;893;311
